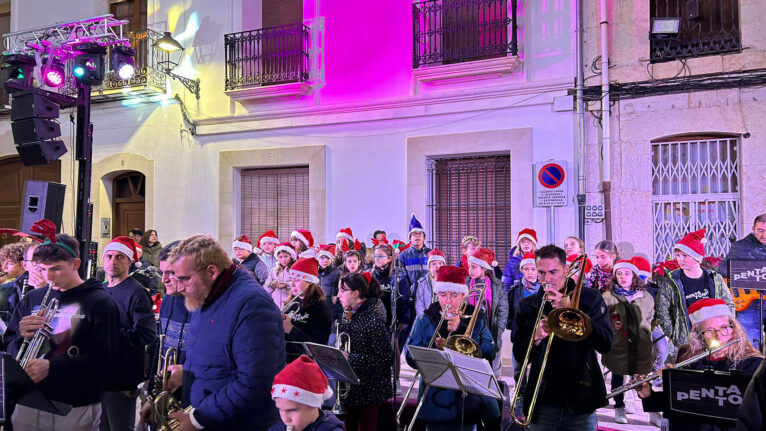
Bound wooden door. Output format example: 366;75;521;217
112;172;145;238
0;156;61;247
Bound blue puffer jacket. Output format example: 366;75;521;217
183;268;286;430
404;302;499;425
267;410;344;431
502;247;523;293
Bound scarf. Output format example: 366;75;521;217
203;264;237;308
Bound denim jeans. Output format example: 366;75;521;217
527;404;598;431
652;327;669;371
736;304;764;349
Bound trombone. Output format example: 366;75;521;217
510;254;592;426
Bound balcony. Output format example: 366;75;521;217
650;0;741;63
224;23;312;101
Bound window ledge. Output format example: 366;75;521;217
225;81;313;102
412;56;521;94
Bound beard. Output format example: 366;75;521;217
183;284;212;311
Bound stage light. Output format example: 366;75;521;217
3;53;36;93
72;43;106;86
110;45;135;80
42;59;66;87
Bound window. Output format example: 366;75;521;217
413;0;518;68
650;0;740;63
109;0;147;33
240;166;309;244
427;155;511;267
651;136;740;262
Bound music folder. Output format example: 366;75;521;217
665;368;750;423
291;342;359;385
2;353;71;417
407;345;503;400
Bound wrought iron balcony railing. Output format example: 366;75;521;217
413;0;518;68
224;23;310;91
650;0;741;63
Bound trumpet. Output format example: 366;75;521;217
510;254;592;426
332;319;351;415
281;292;304;319
607;338;740;399
17;287;58;368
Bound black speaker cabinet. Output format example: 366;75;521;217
15;140;67;166
20;180;66;234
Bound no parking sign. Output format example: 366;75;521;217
534;161;569;207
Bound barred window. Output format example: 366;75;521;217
427;155;512;268
240;166;309;245
651;137;740;262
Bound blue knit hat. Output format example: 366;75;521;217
408;213;425;237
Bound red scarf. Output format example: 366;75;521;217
203;264;237;308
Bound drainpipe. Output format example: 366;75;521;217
575;0;586;241
600;0;612;241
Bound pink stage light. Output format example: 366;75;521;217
44;66;65;87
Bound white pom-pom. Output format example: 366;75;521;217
700;238;708;244
135;261;142;268
491;260;498;267
411;212;416;218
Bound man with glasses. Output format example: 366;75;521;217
162;235;284;431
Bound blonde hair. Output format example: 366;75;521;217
687;316;764;363
461;236;480;249
168;235;232;271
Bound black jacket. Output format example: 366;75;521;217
285;299;333;362
102;277;157;391
4;279;121;406
511;279;613;421
738;358;766;431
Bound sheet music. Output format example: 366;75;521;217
444;350;502;399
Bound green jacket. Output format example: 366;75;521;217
654;268;734;361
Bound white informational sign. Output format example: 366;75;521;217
534;160;569;208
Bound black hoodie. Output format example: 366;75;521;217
4;278;121;407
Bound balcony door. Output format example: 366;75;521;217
262;0;303;85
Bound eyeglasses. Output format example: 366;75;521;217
701;324;734;338
373;255;389;260
169;269;202;285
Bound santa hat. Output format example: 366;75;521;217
291;229;314;248
427;248;446;265
290;257;319;284
336;227;354;242
688;298;732;326
631;256;652;278
613;259;640;276
567;254;593;274
275;242;297;260
392;239;410;253
103;236;139;262
317;244;337;260
673;229;706;262
516;229;537;247
299;247;317;259
519;252;536;269
408;213;425;237
258;230;279;247
271;355;333;408
232;235;253;252
433;266;468;295
467;248;497;271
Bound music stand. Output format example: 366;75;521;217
1;353;71;420
406;345;502;430
728;259;766;352
664;368;750;424
296;342;359;385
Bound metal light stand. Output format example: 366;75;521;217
74;83;93;278
390;255;401;421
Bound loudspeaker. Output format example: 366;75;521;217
15;140;67;166
11;93;59;121
686;0;700;20
20;180;66;234
12;118;61;143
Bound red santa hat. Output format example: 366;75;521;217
336;227;354;243
519;252;536;269
631;256;652;278
274;242;297;260
516;228;538;247
613;259;640;276
317;244;337;261
673;228;706;263
271;355;333;408
258;230;279;247
567;254;593;274
289;257;319;284
467;248;497;271
291;229;314;248
427;248;446;265
103;236;139;262
433;266;468;296
232;234;253;252
688;298;732;326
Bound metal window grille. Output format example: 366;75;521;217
241;166;309;245
651;137;740;262
650;0;740;63
224;23;310;90
427;155;512;268
413;0;518;68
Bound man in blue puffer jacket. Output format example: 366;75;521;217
166;235;286;431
